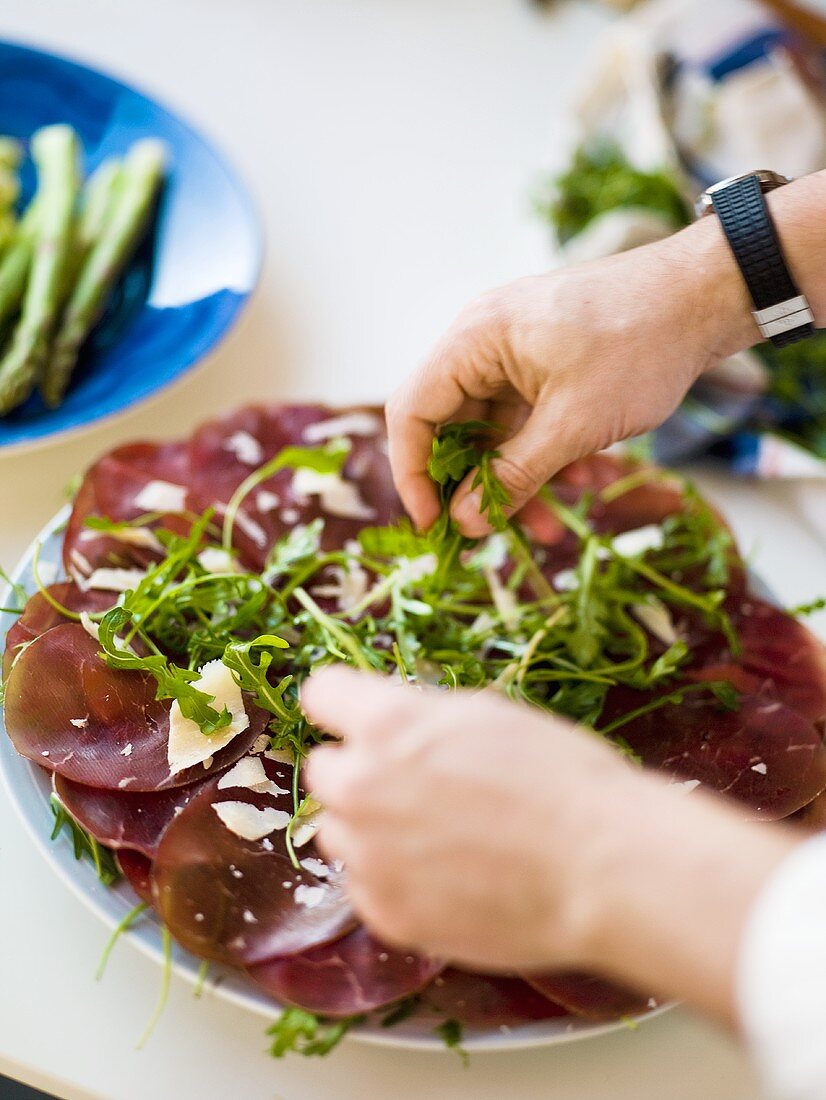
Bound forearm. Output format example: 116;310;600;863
665;168;826;368
567;771;799;1027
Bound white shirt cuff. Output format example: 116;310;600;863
737;832;826;1100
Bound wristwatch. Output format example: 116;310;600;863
695;171;814;348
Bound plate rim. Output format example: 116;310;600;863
0;506;668;1052
0;36;264;454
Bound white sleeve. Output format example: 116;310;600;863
737;833;826;1100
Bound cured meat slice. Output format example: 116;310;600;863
249;925;442;1017
689;596;826;729
63;441;193;577
420;969;567;1027
187;404;404;569
3;583;114;678
521;972;655;1021
3;624;263;791
521;453;688;550
117;849;154;906
153;757;356;966
54;772;213;858
603;688;826;820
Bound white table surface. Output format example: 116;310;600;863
0;1;823;1097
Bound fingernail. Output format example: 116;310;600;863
451;488;491;537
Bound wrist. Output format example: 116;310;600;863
560;770;797;1026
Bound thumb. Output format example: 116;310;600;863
450;404;586;538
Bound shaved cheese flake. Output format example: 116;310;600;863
293;884;326;909
280;507;300;524
311;561;370;611
79;612;101;642
484;566;519;630
291;812;321;848
610;525;664;558
251;733;270;754
213;502;267;547
120;743;133;757
299;857;330;879
167;660;249;776
212;801;291;841
256;489;280;512
197;547;239;574
69;548;94;578
751;761;768;775
70;717;88;728
303;412;381;443
265;746;295;765
632;598;679;646
134;480;188;514
80;526;162;552
292;468;375;520
217;756;289;796
86;567;147;593
225;430;264;466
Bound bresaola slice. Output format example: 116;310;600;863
420;969;567;1027
603;688;826;820
3;583;114;677
153;757;356;966
690;596;826;729
117;850;154;906
187;404;404;569
521;972;656;1021
54;772;213;858
249;925;443;1016
63;441;193;577
3;625;263;791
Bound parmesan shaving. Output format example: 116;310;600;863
134;480;188;514
292;468;375;520
303;412;381;443
85;567;147;593
167;660;249;775
225;430;264;466
212;801;291;841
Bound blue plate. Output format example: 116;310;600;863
0;40;262;450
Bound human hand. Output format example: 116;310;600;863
303;666;796;1023
387;218;754;537
303;665;627;971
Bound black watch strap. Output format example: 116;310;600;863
710;174;814;349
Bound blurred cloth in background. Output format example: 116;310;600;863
537;0;826;540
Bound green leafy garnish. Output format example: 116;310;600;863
267;1007;362;1058
50;794;121;886
434;1018;469;1065
536;141;690;245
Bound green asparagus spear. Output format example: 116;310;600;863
0;125;79;414
41;139;164;408
0;202;39;328
59;158;123;299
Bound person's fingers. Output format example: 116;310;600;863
450;400;591;537
386;339;494;530
301;665;421;742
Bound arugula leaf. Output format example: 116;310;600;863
434;1018;469;1066
50;794;121;886
223;438;351;551
97;607;232;734
471;452;511;532
536;141;690;244
267;1007;362;1057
